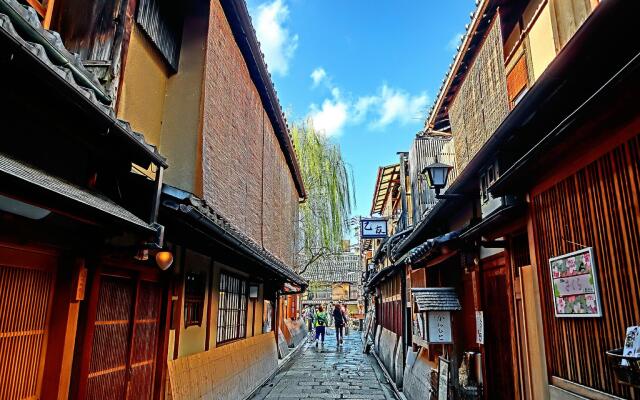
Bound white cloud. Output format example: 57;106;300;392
308;80;428;136
372;85;429;128
309;98;349;137
447;32;464;51
254;0;298;76
310;67;327;87
353;95;378;123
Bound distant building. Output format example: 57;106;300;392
301;252;363;314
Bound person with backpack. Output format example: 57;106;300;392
333;303;347;345
314;305;328;347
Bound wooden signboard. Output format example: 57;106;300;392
549;248;602;317
438;357;449;400
428;311;452;343
475;311;484;344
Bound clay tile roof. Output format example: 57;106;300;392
0;0;166;168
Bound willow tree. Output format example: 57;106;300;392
292;120;354;274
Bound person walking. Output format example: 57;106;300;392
304;305;314;333
314;305;328;347
333;303;346;345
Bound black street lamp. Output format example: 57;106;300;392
422;159;462;199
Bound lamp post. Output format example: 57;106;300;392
422;158;463;199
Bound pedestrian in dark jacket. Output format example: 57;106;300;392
333;304;346;345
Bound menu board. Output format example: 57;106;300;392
438;357;449;400
549;248;602;317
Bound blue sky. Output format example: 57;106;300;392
248;0;475;220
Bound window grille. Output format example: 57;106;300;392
216;273;248;343
184;271;206;328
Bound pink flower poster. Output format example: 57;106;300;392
549;248;602;317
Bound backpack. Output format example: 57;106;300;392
316;312;327;326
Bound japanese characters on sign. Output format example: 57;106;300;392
475;311;484;344
428;311;452;343
549;247;602;318
360;218;388;239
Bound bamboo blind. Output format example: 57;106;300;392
448;14;510;174
531;135;640;398
0;264;54;399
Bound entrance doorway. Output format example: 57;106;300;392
481;253;517;400
76;267;165;399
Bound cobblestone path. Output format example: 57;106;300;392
250;328;397;400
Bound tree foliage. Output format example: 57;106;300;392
291;120;354;272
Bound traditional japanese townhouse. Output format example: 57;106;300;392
1;0;307;399
0;0;168;399
393;0;640;399
301;251;363;315
153;0;308;399
362;159;417;389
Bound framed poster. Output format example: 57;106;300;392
549;247;602;317
428;311;452;343
437;357;449;400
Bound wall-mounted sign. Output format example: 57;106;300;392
549;247;602;317
360;218;388;239
428;311;452;343
475;311;484;344
438;357;450;400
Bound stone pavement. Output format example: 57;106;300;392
250;328;397;400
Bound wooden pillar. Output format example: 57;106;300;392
41;258;86;400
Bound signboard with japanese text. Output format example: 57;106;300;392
475;311;484;344
549;248;602;317
437;357;450;400
428;311;452;343
360;218;388;239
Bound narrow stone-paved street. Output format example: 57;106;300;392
251;328;397;400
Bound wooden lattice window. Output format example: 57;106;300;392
0;263;55;399
184;271;206;328
216;273;248;344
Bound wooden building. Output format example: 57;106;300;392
0;0;307;398
301;251;363;314
386;0;640;399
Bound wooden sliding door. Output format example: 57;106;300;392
0;244;57;399
78;267;164;399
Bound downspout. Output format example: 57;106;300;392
400;265;408;377
397;152;409;229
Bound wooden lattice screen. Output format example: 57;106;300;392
448;14;510;174
0;263;55;399
86;275;163;399
531;135;640;398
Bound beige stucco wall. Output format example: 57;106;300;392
167;332;278;400
178;250;211;358
117;26;169;147
159;1;208;195
528;2;557;81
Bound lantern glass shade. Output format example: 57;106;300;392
155;251;174;270
423;161;454;189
